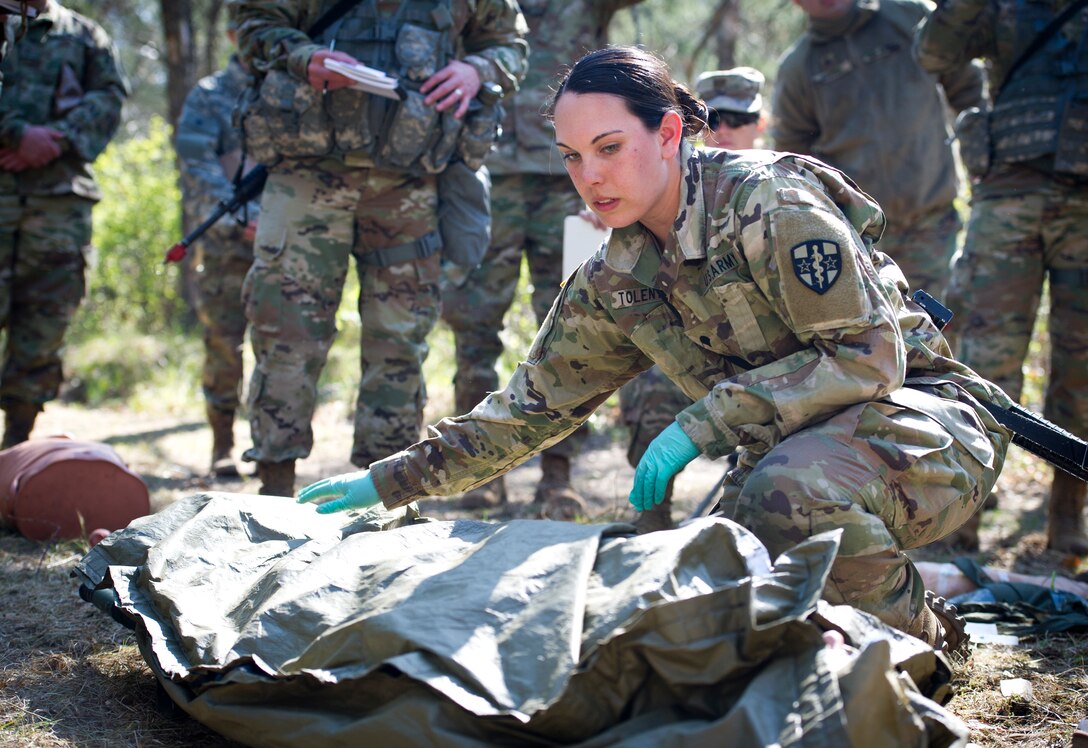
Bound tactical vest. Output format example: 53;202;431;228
241;0;500;174
990;0;1088;176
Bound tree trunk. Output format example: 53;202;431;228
160;0;195;135
716;0;740;69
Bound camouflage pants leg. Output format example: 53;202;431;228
730;386;1007;634
351;170;441;468
618;365;693;467
0;194;90;407
194;237;253;413
440;173;586;457
951;187;1088;431
878;205;961;302
242;160;357;464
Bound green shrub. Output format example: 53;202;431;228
69;116;185;342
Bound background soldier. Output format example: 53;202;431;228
697;66;766;150
439;0;643;517
0;0;127;447
232;0;527;496
772;0;984;301
915;0;1088;554
176;21;259;479
619;66;765;533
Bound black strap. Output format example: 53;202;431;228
998;0;1088;95
359;231;442;267
308;0;364;38
980;400;1088;482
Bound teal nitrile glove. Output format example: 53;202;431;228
629;421;700;512
297;470;381;514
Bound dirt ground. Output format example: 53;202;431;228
1;398;1086;747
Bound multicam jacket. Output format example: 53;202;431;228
771;0;983;225
487;0;642;176
0;0;126;200
370;143;1010;507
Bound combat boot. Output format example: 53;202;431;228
257;460;296;497
535;453;587;521
634;478;674;534
2;401;41;449
1047;470;1088;555
908;591;969;654
459;476;507;510
207;406;240;479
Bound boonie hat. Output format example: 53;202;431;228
695;67;765;114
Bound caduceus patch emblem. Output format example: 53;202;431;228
790;239;841;294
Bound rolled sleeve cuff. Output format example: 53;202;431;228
463;54;497;89
370;455;425;510
676;399;739;459
287;43;322;82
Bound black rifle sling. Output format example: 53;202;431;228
980;401;1088;482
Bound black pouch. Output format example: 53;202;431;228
437;160;491;268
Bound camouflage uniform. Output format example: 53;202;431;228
439;0;641;511
0;0;126;446
368;144;1012;637
772;0;984;301
232;0;527;491
916;0;1088;553
176;55;259;475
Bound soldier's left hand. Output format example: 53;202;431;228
421;60;480;119
298;470;382;514
630;422;700;511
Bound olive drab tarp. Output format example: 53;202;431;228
74;493;968;747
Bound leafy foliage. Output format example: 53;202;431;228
69;116;185;342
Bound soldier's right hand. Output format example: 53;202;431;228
308;49;362;92
16;126;64;169
298;470;382;514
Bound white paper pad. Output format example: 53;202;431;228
562;215;610;278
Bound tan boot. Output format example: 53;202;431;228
634;479;674;534
459;476;507;510
2;401;41;449
207;406;240;479
909;591;969;654
535;453;587;521
1047;470;1088;555
257;460;296;497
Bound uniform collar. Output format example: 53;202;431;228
603;140;707;273
808;0;877;42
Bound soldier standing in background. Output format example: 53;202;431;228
619;67;765;533
772;0;984;301
0;0;127;447
176;21;259;479
439;0;643;517
232;0;527;496
915;0;1088;554
698;66;766;150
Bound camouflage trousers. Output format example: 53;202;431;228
0;194;90;407
949;186;1088;431
193;233;253;413
242;158;441;466
724;381;1008;634
441;172;584;458
619;365;692;467
878;205;961;302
